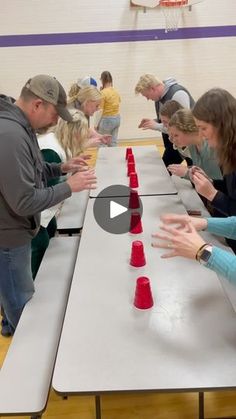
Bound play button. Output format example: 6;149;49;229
93;185;143;234
110;201;127;219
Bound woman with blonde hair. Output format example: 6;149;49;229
68;86;101;117
68;86;111;145
39;110;90;162
68;76;97;99
32;110;95;279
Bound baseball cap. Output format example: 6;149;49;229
77;76;97;88
25;75;72;122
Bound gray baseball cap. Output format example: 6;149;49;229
25;74;72;122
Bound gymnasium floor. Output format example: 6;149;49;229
1;139;236;419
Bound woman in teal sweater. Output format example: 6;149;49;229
152;214;236;283
166;108;222;181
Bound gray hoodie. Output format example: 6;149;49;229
0;98;71;247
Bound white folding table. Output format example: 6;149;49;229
53;195;236;419
56;190;89;234
90;145;177;197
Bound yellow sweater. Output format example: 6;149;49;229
100;87;120;116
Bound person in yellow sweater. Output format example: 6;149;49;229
96;71;121;147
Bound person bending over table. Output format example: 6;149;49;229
187;88;236;254
152;213;236;283
167;108;222;181
68;85;111;146
159;100;192;167
33;109;96;279
135;74;195;167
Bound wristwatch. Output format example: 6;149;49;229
198;245;213;266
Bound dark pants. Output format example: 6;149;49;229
31;216;57;279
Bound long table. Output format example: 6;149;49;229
53;194;236;419
90;145;177;197
56;190;89;234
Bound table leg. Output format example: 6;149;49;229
95;395;101;419
199;392;204;419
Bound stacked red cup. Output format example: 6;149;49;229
127;162;135;176
129;172;139;188
129;190;140;209
130;211;143;234
127;154;135;164
126;147;133;160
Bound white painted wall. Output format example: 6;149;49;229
1;0;235;139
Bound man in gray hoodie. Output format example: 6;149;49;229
0;75;97;336
135;74;195;167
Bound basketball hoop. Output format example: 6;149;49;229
159;0;188;32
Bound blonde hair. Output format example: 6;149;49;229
68;83;80;99
54;110;89;160
169;109;198;134
135;74;162;94
68;85;102;108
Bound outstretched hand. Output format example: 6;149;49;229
152;219;206;260
61;156;90;173
138;118;158;130
160;213;208;231
66;168;97;192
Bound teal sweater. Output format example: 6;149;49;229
184;140;222;180
206;217;236;282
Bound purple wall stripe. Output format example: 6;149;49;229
0;26;235;48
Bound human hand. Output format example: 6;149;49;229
192;171;217;201
152;220;206;260
189;166;212;182
167;164;188;177
160;213;208;231
138;118;158;130
61;156;89;173
100;134;112;145
66;169;97;192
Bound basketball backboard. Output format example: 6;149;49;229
130;0;159;7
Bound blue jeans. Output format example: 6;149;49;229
0;243;35;330
98;115;120;147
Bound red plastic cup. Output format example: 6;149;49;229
127;162;136;176
128;154;135;164
129;190;140;209
134;277;154;310
126;147;133;160
129;172;139;188
130;211;143;234
130;240;146;267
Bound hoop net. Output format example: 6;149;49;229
160;0;188;32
